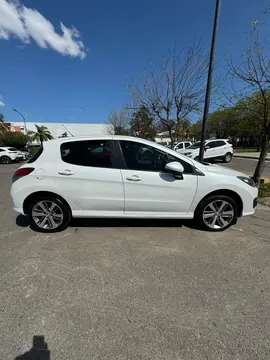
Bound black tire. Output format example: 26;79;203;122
194;156;200;162
194;194;238;232
223;152;232;163
28;195;71;233
0;156;12;164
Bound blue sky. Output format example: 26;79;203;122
0;0;268;124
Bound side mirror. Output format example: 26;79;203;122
165;161;184;174
205;145;210;151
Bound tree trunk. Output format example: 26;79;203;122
253;133;268;186
168;128;175;149
256;132;263;152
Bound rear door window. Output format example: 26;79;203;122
215;140;226;147
61;140;113;168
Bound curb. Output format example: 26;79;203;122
234;154;270;161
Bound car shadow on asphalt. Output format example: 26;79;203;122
16;214;199;231
14;335;50;360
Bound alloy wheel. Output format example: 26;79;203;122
225;153;232;163
32;200;64;230
1;156;11;164
203;200;234;230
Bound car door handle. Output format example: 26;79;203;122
126;175;142;182
58;170;74;176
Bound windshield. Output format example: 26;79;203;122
187;141;201;150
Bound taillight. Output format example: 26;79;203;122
12;167;34;183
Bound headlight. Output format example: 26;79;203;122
237;176;256;187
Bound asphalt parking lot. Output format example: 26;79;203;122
0;163;270;360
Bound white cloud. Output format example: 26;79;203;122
0;101;5;107
0;0;86;59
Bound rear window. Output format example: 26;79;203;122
27;147;43;163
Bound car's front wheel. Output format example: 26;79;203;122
195;195;238;231
28;195;71;232
0;156;12;164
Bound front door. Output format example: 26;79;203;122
53;139;124;214
119;140;197;216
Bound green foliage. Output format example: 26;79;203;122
29;124;53;145
130;106;156;140
190;120;202;140
259;183;270;198
0;131;29;148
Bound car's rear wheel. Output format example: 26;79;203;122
0;156;12;164
28;196;71;232
223;152;232;163
195;195;238;231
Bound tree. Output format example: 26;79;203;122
190;120;202;140
0;113;7;132
227;27;270;185
107;109;129;135
128;44;209;147
0;131;29;148
130;106;156;140
30;125;53;145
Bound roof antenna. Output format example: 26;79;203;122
62;124;74;137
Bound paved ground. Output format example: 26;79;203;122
220;157;270;178
234;152;270;161
0;163;270;360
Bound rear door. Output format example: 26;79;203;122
118;140;197;216
53;139;124;214
214;140;228;157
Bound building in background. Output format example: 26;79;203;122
4;122;113;141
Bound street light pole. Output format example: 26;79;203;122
199;0;221;162
13;109;28;135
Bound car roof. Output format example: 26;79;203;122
44;135;156;144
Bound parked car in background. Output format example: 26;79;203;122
179;139;233;163
157;141;170;148
174;141;193;152
0;147;25;164
11;136;257;233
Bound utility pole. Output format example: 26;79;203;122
13;109;28;135
199;0;221;161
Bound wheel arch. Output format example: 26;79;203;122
195;189;243;217
23;191;72;215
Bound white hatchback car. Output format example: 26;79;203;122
11;136;258;233
179;139;233;163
